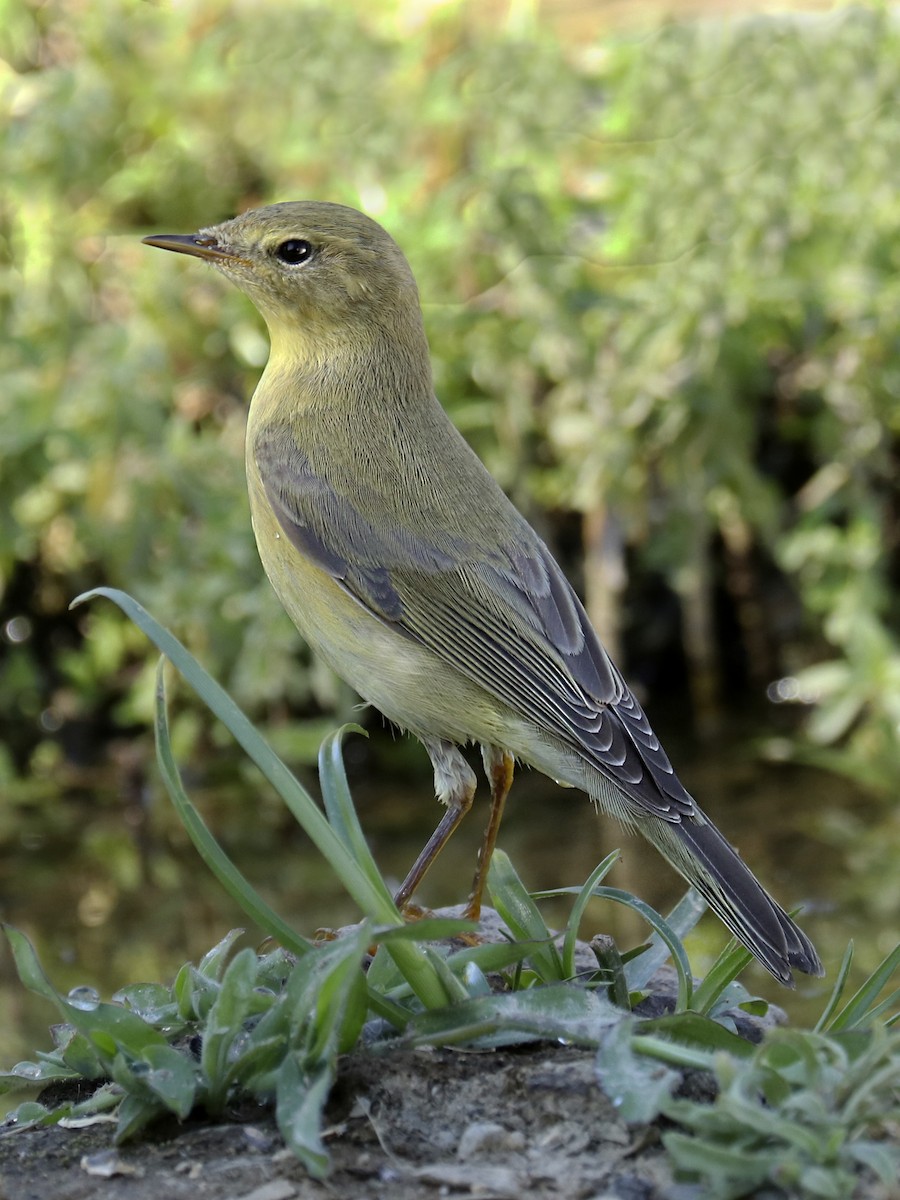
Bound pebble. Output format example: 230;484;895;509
457;1120;526;1159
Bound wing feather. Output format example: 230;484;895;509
257;428;695;821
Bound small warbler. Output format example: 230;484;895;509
144;202;822;985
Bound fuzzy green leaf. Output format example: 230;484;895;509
276;1056;334;1178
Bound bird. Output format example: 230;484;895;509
143;201;823;986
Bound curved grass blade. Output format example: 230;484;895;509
814;942;854;1033
72;589;385;917
558;851;619;979
487;851;564;982
74;589;451;1011
623;889;706;993
690;938;755;1016
593;887;693;1011
445;939;548;976
318;726;396;912
155;662;312;959
533;881;696;1009
826;943;900;1031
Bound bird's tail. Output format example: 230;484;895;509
647;812;823;986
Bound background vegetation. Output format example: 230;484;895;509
1;1;898;1004
2;0;898;798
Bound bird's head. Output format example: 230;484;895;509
143;201;423;359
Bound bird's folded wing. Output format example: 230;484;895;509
256;434;694;822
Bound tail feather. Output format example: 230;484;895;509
653;813;823;986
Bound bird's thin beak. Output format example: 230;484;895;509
141;233;247;264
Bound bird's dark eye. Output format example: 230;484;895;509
274;239;314;265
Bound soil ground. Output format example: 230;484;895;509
0;1043;697;1200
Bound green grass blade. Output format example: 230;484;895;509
419;944;471;1005
73;588;385;917
558;851;620;979
814;941;854;1032
318;726;396;912
591;887;694;1011
623;889;706;992
854;987;900;1026
691;938;755;1015
638;1012;756;1058
487;851;564;982
827;943;900;1031
155;661;313;959
444;939;548;976
374;918;479;943
534;883;703;1000
75;589;451;1011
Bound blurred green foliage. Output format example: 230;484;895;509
1;0;897;793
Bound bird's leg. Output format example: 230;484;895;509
394;738;477;912
464;745;515;920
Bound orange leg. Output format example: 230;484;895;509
464;746;515;920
